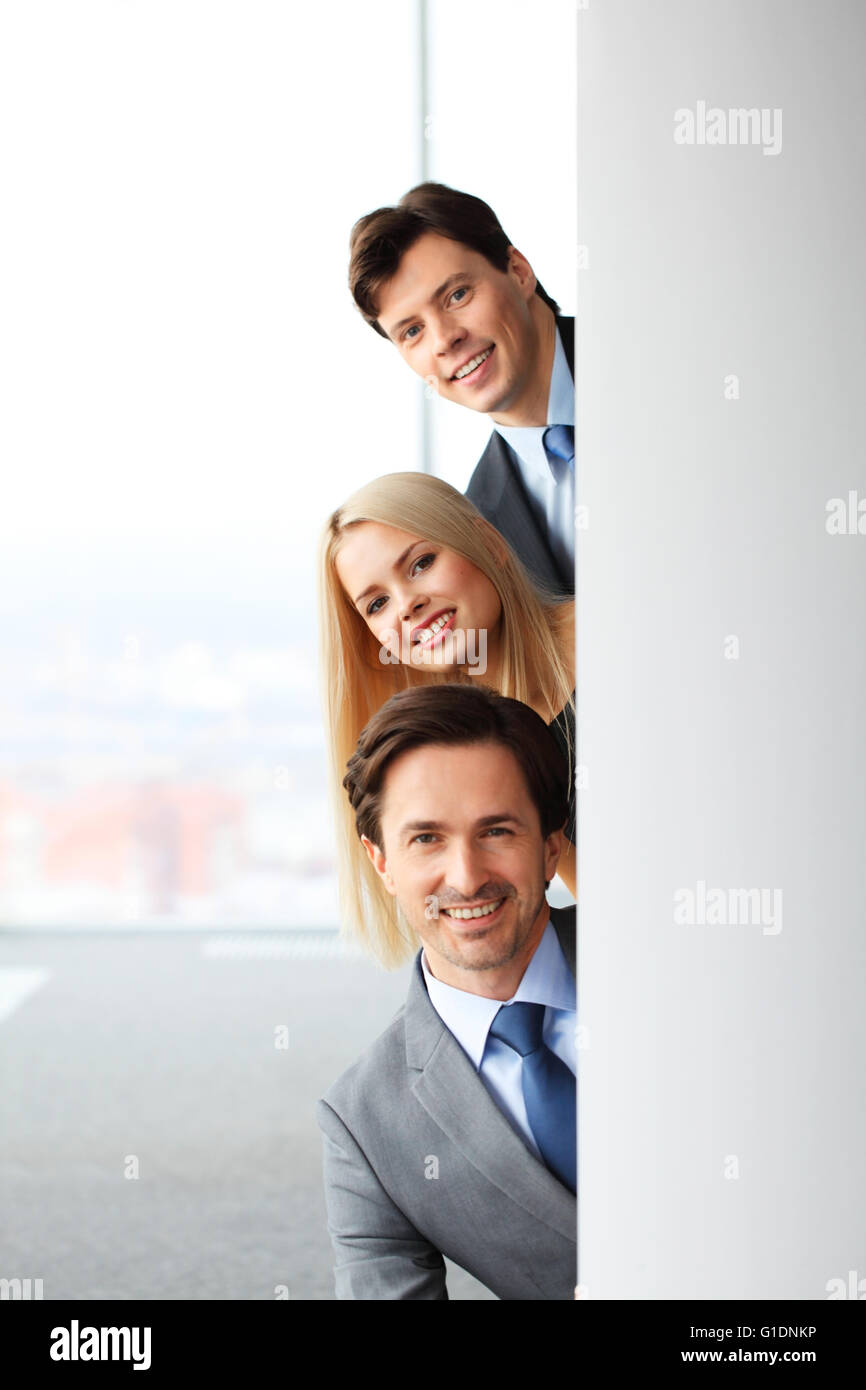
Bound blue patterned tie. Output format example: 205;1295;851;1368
543;424;575;481
488;1001;576;1193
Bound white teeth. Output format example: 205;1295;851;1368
442;899;504;921
454;347;492;380
415;610;455;644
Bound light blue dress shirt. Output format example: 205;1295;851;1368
494;323;575;577
421;916;576;1162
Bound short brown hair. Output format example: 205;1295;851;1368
349;182;561;338
343;683;569;851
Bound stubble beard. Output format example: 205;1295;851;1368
419;887;547;975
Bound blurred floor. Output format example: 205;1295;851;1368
0;931;496;1300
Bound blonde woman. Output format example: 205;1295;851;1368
318;471;575;966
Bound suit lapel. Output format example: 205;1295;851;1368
472;435;571;595
403;925;576;1242
466;314;575;598
559;314;575;378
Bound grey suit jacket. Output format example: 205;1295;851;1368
317;905;576;1300
465;315;575;598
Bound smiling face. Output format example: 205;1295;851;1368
375;232;553;426
362;741;561;997
334;521;502;673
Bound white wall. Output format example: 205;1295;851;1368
577;0;866;1298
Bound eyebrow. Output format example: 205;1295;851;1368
353;541;422;608
387;272;471;340
399;813;523;838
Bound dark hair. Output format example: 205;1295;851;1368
343;683;569;850
349;182;561;338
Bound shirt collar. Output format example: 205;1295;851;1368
493;322;574;483
420;915;576;1070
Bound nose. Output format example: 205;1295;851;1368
397;587;427;625
430;310;465;358
442;838;489;900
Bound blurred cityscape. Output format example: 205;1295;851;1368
0;622;338;928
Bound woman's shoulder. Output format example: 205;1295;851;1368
548;596;575;625
546;700;575;780
549;694;575;736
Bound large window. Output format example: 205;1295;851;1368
0;1;575;930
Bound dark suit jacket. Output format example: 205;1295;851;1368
465;315;575;597
317;905;576;1300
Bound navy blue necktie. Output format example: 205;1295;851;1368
488;1001;576;1193
543;424;575;481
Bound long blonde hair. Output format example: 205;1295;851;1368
318;471;574;967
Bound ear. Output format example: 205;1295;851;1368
361;834;397;897
506;245;537;302
543;827;563;885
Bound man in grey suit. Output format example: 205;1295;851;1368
348;183;574;597
317;683;576;1300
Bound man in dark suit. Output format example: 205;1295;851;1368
348;183;574;596
317;684;576;1300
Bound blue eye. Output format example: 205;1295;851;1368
404;324;421;341
484;827;512;837
450;286;469;304
412;834;438;845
